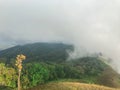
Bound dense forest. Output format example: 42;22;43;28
0;43;73;64
0;43;120;90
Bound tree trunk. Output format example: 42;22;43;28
18;70;21;90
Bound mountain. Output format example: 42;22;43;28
0;42;120;89
0;42;73;63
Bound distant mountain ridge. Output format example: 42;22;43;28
0;42;73;63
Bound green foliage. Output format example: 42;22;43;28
68;57;107;76
55;65;65;78
21;63;49;88
0;86;13;90
0;63;17;88
0;56;112;89
46;64;57;80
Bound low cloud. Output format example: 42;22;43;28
1;0;120;72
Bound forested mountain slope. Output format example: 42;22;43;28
0;43;73;63
0;42;119;89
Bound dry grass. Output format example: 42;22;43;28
28;82;120;90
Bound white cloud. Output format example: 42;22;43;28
1;0;120;72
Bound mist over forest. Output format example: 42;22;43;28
1;0;120;90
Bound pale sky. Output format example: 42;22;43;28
1;0;120;72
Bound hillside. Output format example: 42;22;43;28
0;42;73;63
28;82;120;90
0;42;120;89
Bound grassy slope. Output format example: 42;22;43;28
28;82;120;90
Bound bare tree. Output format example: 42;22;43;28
15;54;26;90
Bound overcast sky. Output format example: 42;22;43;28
1;0;120;72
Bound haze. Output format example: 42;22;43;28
1;0;120;72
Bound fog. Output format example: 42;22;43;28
0;0;120;72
